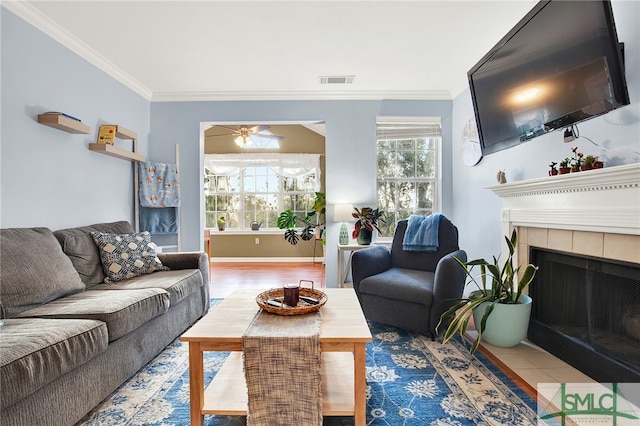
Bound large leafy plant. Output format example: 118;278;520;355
437;229;538;354
277;192;326;245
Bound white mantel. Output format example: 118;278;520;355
486;163;640;236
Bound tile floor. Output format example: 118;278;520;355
474;333;596;391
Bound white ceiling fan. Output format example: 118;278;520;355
208;125;285;148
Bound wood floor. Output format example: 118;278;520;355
209;262;326;299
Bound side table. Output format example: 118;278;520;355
337;244;372;287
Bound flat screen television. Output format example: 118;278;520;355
468;0;630;156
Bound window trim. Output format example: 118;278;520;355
375;116;442;241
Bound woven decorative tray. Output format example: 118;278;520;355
256;282;327;316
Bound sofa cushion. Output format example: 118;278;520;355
53;221;134;287
0;318;108;410
0;228;85;318
92;269;203;306
16;289;170;341
359;267;435;307
91;231;169;283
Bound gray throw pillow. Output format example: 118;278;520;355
53;221;134;287
91;231;169;283
0;228;85;317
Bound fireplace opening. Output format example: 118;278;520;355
528;248;640;382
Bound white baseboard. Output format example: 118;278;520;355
210;257;325;263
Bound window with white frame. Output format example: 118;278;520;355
376;117;441;237
204;154;321;230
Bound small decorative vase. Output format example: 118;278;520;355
357;228;372;245
559;167;571;174
339;223;349;245
549;169;558;176
593;161;604;169
580;164;593;171
217;222;226;231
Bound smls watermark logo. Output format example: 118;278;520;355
538;383;640;425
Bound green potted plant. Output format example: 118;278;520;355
217;216;226;231
437;229;538;354
351;207;384;245
558;158;571;174
277;192;325;245
570;147;583;172
593;157;604;169
548;161;558;176
581;154;597;171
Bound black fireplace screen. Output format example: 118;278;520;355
529;248;640;382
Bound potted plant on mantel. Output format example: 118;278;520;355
558;158;572;174
277;192;326;245
352;207;384;245
437;229;538;354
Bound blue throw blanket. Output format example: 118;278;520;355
402;213;443;252
139;162;180;208
139;207;178;234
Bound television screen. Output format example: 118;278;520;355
469;0;630;156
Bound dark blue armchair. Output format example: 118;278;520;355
351;217;467;337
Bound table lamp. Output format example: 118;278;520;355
334;203;354;245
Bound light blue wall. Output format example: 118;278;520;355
1;8;150;230
451;0;640;262
150;100;453;286
3;0;638;286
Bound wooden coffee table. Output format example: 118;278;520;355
180;288;372;426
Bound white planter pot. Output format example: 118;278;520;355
472;294;532;348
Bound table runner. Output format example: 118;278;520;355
242;311;322;426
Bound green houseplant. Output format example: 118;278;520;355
570;146;583;172
277;192;326;245
437;229;538;354
558;158;571;174
351;207;384;245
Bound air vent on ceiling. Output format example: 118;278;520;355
319;75;355;85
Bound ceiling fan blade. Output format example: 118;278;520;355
248;125;270;134
206;132;236;137
216;125;242;132
254;133;285;141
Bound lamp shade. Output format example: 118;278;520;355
334;203;354;222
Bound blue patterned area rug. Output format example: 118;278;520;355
78;321;537;425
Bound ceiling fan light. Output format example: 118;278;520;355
234;135;254;147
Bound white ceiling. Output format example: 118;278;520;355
7;0;538;101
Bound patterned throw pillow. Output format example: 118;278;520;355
90;231;169;283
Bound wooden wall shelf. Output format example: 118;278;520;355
89;143;146;162
89;124;144;162
38;114;90;134
114;126;137;140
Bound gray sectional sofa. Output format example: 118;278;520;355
0;221;210;426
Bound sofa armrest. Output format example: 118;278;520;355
157;252;210;314
430;249;467;335
351;246;392;296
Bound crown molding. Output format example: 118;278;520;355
4;1;153;100
150;90;452;102
4;2;452;103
